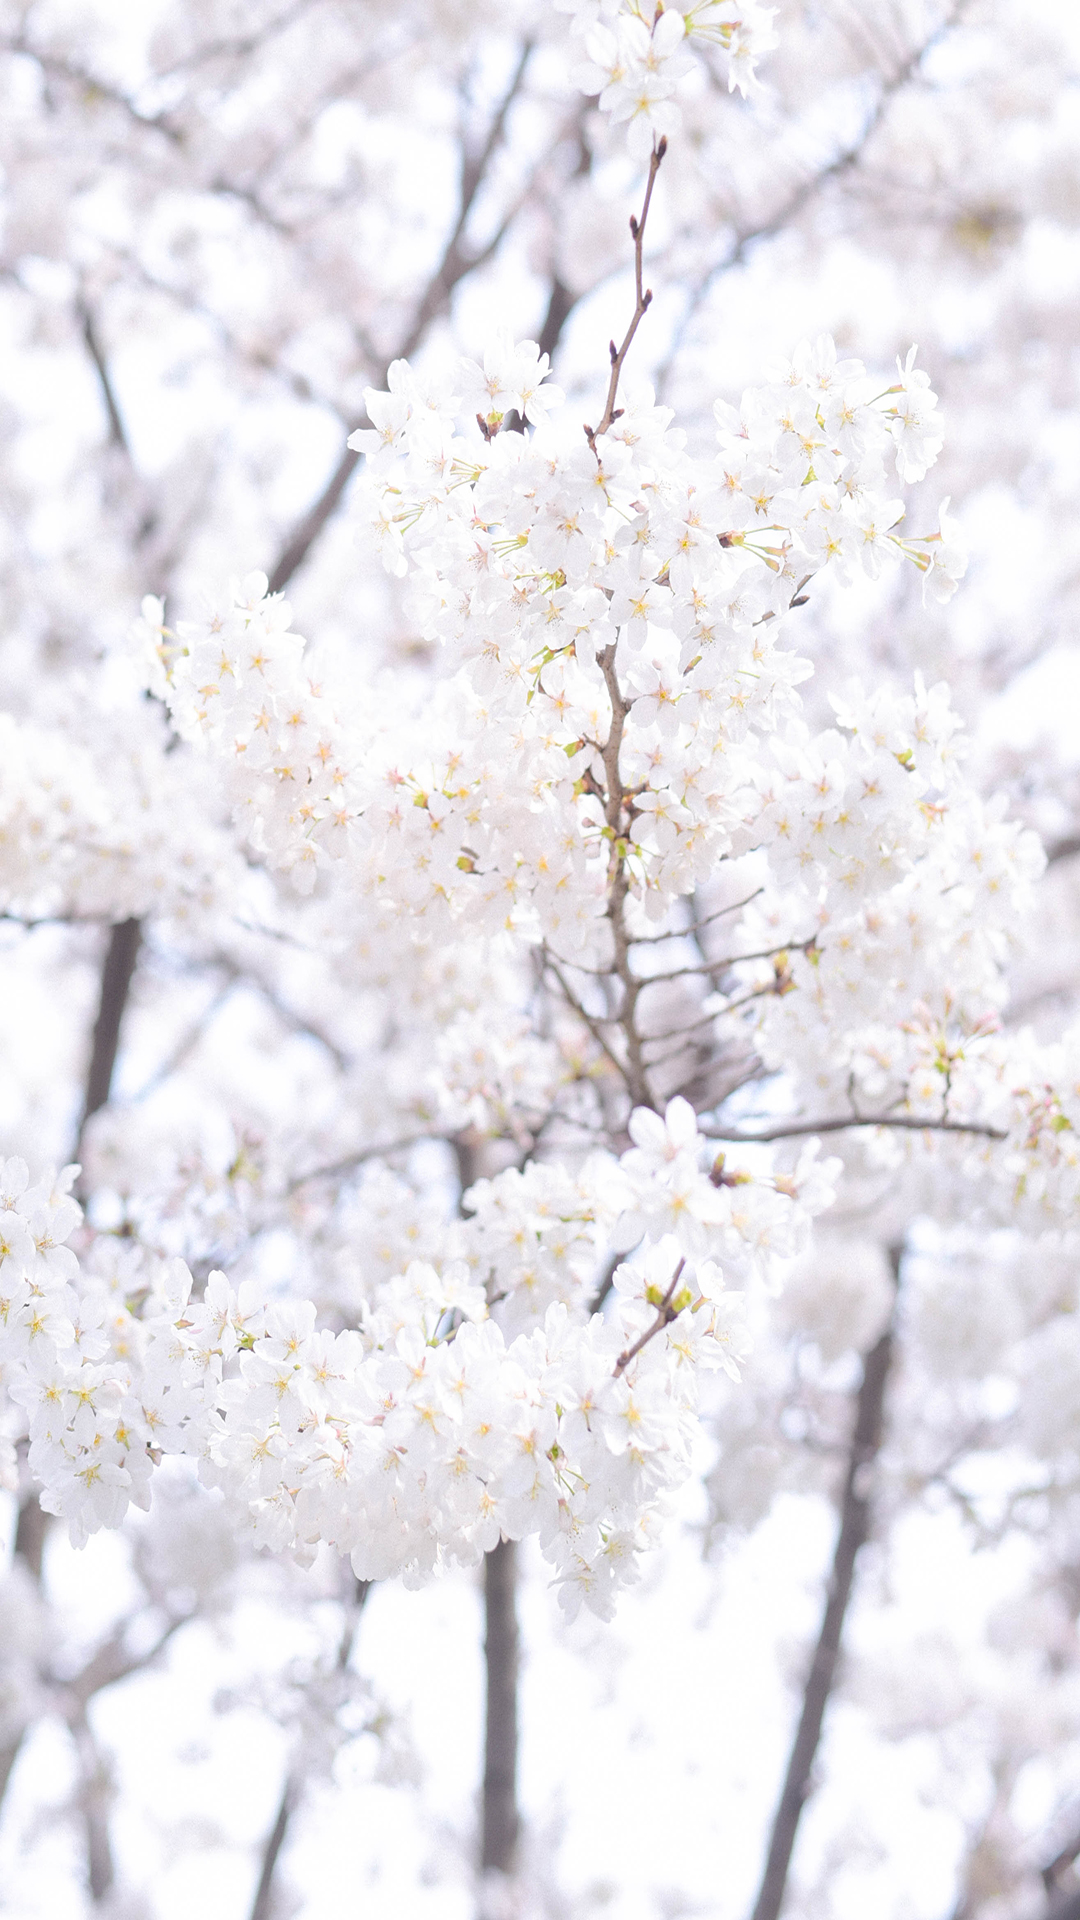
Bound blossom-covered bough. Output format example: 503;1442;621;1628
2;0;1079;1677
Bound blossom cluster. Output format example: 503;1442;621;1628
122;323;1080;1214
137;334;962;966
16;0;1074;1623
0;703;238;924
733;675;1048;1131
558;0;780;154
0;1108;836;1615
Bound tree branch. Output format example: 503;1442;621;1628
78;304;130;452
584;138;666;450
626;890;763;945
267;41;534;594
286;1134;440;1194
589;1250;625;1315
248;1779;296;1920
0;38;185;143
481;1538;520;1882
247;1578;371;1920
62;1612;192;1718
74;918;142;1160
702;1112;1007;1145
635;937;812;987
595;645;654;1110
748;1252;899;1920
613;1259;685;1376
0;1485;53;1818
72;1712;115;1905
544;952;636;1094
536;275;578;363
1049;1896;1080;1920
657;3;970;392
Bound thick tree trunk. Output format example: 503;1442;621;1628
481;1537;520;1880
748;1274;898;1920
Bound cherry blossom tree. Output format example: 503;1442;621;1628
2;4;1080;1918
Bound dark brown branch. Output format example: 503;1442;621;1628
459;44;534;236
1049;1897;1080;1920
267;217;523;594
0;1740;21;1815
267;42;534;594
595;646;654;1109
641;1008;730;1054
71;300;151;1195
0;910;112;928
75;918;142;1158
72;1714;115;1905
1038;1818;1080;1920
456;1128;523;1896
249;1780;295;1920
0;38;185;143
1045;1830;1080;1900
14;1490;49;1578
267;441;362;594
703;1112;1008;1145
584;138;666;450
63;1613;191;1718
0;1489;53;1816
748;1259;899;1920
589;1250;624;1315
536;275;578;363
544;952;635;1092
505;270;581;436
613;1259;685;1377
247;1578;370;1920
79;305;129;452
658;4;970;389
635;937;812;987
154;0;316;78
627;891;764;945
481;1538;520;1880
287;1134;439;1194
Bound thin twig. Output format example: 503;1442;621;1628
544;954;634;1091
132;982;237;1102
583;137;666;450
635;936;813;988
287;1135;438;1194
626;890;763;945
613;1259;685;1377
